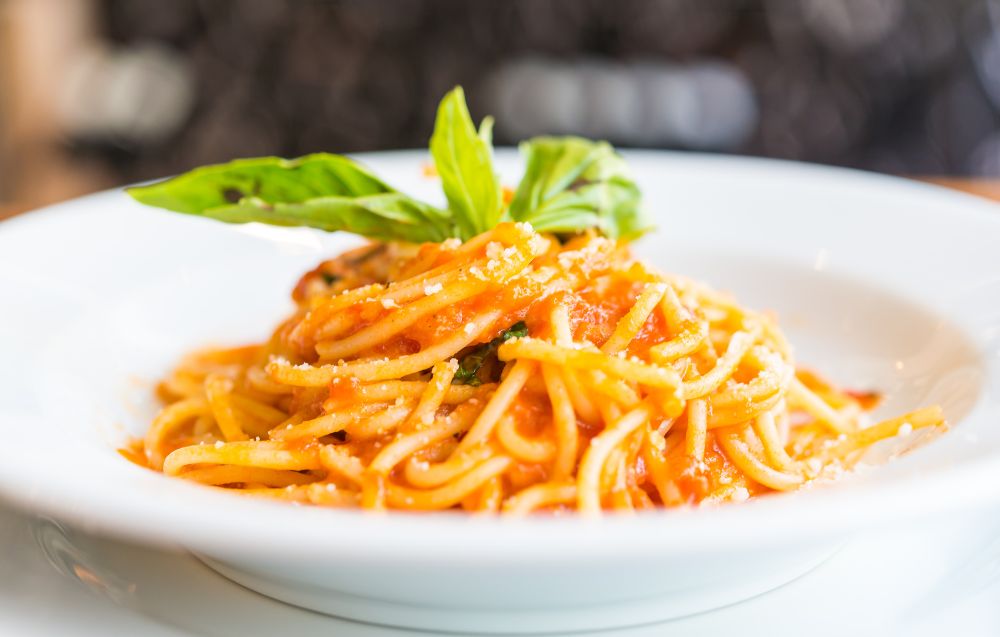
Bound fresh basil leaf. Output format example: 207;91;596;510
509;136;653;241
196;193;453;243
453;321;529;386
429;87;503;240
127;154;454;243
128;154;392;213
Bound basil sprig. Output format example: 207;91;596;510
128;87;652;243
429;87;503;239
508;136;651;241
453;321;529;386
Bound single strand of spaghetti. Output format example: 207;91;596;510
372;228;505;301
458;359;535;450
716;428;803;491
787;377;853;435
601;283;668;355
680;328;759;400
502;482;577;515
306;483;362;507
293;283;385;343
390;230;494;284
360;472;386;510
773;398;791;445
597;401;623;429
578;404;652;514
477;476;503;513
496;414;555;463
204;375;249;442
369;223;543;311
163;441;322;475
657;282;692;330
600;446;625;496
578;369;641;407
245;366;294;395
709;392;783;429
144;398;210;470
178;465;315;487
269;309;504;386
404;444;496;488
609;453;634;512
314;279;490;360
384;456;513;510
642;429;676;506
753;410;796;471
400;359;458;433
158;374;204;400
649;319;708;363
338;381;486;405
499;338;681;390
192;414;215;436
228;394;289;426
700;483;752;505
343;401;417;440
542;363;580;479
550;304;574;344
318;444;365;485
708;349;794;427
561;368;601;426
226;485;312;502
630;484;656;510
312;308;374;344
367;402;480;475
270;402;387;441
761;317;793;360
788;422;824;459
548;305;600;426
685;398;709;461
823;405;944;459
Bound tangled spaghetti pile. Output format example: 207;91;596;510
139;222;945;514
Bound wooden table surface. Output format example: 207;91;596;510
1;178;999;221
920;178;1000;202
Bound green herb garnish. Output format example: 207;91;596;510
453;321;529;386
508;136;648;241
127;87;652;243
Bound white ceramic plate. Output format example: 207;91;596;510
5;499;1000;637
1;151;999;633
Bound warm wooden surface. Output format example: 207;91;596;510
921;178;1000;202
1;178;999;222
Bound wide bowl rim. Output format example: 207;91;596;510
1;149;1000;561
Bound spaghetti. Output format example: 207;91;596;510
137;222;947;514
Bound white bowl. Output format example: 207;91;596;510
1;151;999;633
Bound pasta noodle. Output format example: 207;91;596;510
132;222;947;515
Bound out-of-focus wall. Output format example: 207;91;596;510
2;0;1000;213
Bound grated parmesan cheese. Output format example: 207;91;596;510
380;298;400;309
424;282;443;295
805;457;822;475
214;440;224;449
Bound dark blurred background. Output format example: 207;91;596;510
2;0;1000;213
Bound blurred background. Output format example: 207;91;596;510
2;0;1000;215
